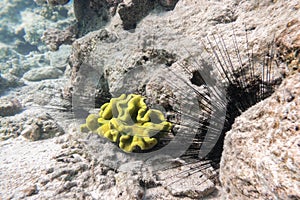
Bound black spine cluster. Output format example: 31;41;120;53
159;30;282;183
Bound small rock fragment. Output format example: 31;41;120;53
23;67;63;81
23;184;38;196
21;124;41;141
0;98;22;117
21;114;64;141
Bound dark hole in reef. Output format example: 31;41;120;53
190;70;206;86
94;75;112;108
142;55;149;62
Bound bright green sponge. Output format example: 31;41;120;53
80;94;172;152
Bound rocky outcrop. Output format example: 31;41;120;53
63;0;300;199
66;0;300;100
220;73;300;199
220;16;300;200
0;0;299;199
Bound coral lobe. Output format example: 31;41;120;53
81;94;172;152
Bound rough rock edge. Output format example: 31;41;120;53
220;73;300;199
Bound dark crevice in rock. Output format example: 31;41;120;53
190;71;205;87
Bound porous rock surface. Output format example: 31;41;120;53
0;97;22;117
1;0;300;200
62;0;300;199
23;66;63;81
41;26;77;51
276;19;300;74
220;73;300;199
65;0;300;100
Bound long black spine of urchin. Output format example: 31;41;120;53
158;28;282;184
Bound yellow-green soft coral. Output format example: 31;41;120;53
80;94;172;152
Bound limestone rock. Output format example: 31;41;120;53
0;108;65;141
21;124;41;141
276;19;300;74
220;73;300;200
65;0;300;104
118;0;155;30
157;162;216;199
49;44;72;70
42;26;77;51
23;113;65;141
23;67;63;81
0;98;22;117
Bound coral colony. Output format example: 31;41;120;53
81;94;172;152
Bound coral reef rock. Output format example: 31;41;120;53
276;19;300;74
0;0;74;93
42;26;77;51
0;97;22;117
23;66;63;81
1;0;300;200
65;0;300;105
21;113;64;141
0;109;64;141
118;0;155;30
63;1;300;198
220;73;300;200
